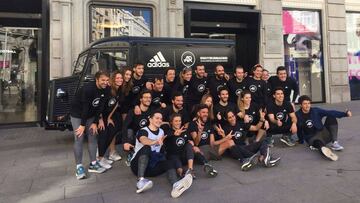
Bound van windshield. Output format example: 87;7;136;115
87;50;128;75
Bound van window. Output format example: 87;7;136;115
87;50;128;75
73;53;88;74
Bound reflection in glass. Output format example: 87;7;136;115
282;10;324;102
90;5;152;42
0;28;39;123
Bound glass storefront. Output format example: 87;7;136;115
282;10;325;102
89;5;153;42
0;28;40;123
346;12;360;100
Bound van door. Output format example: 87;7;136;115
45;52;88;129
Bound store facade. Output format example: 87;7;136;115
2;0;360;126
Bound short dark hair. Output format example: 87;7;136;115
165;67;176;76
149;109;163;119
273;86;284;95
251;64;263;73
195;104;209;113
217;86;229;95
276;66;287;74
298;95;312;104
214;64;224;72
171;91;183;101
169;113;182;123
263;68;269;73
95;70;110;79
195;63;205;70
154;76;163;82
133;63;144;68
234;65;244;73
140;89;152;99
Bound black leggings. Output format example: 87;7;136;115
229;141;268;161
268;121;292;136
308;116;338;150
131;146;178;184
97;112;122;157
167;143;194;169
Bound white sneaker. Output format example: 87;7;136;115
104;158;114;165
329;141;344;151
109;151;122;161
321;146;338;161
136;178;153;194
99;158;112;169
171;174;193;198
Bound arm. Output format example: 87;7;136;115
317;107;348;119
190;131;201;146
107;103;118;126
210;133;232;146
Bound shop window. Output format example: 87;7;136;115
89;5;153;43
346;12;360;100
282;10;324;102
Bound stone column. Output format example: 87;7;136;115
325;0;351;102
167;0;184;38
258;0;284;74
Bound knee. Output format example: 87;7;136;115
325;116;338;126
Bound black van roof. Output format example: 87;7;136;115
89;36;235;48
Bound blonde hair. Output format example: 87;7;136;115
237;90;252;118
110;70;122;96
179;68;192;85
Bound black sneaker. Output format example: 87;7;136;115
280;135;296;147
203;163;218;177
266;157;281;167
241;154;258;171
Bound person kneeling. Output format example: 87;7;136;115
296;95;352;161
130;110;193;198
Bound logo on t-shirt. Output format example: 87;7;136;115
183;85;189;94
132;86;141;94
305;120;314;128
139;119;148;127
249;85;257;93
153;97;161;104
108;98;116;107
92;98;100;107
276;112;284;120
198;84;206;92
248;115;254;123
176;137;185;147
200;131;208;140
235;88;243;96
234;131;242;139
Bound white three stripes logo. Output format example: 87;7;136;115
150;52;167;62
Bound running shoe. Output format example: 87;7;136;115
203;163;218;177
329;141;344;151
321;146;338;161
88;161;106;173
109;151;122;161
241;154;258;171
75;165;86;180
280;134;296;147
136;178;153;194
171;174;193;198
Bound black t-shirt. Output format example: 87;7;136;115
71;81;109;126
244;103;260;125
268;76;299;102
161;105;190;124
163;79;177;105
150;89;166;109
300;112;317;136
122;107;153;143
213;102;238;124
227;77;246;103
174;78;190;98
223;119;250;145
208;76;228;103
103;88;124;116
187;76;208;103
244;77;268;107
130;76;149;106
266;101;294;123
164;129;192;155
188;120;214;146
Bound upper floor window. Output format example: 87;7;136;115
89;4;153;42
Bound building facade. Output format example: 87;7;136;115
1;0;360;125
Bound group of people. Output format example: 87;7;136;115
70;63;352;198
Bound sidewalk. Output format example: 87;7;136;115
0;101;360;203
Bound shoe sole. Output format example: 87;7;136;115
241;155;258;171
88;168;106;173
171;174;193;198
321;147;338;161
109;156;122;161
330;147;344;151
76;173;86;180
136;181;153;194
267;157;281;167
280;138;295;147
99;163;112;169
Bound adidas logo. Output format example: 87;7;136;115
147;51;170;68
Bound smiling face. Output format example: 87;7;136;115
96;75;109;89
153;79;164;92
166;69;176;83
226;111;237;126
195;65;206;78
253;66;263;79
241;93;252;105
133;64;144;77
182;69;192;81
197;107;209;123
114;73;123;87
235;68;245;81
273;89;284;103
170;116;182;129
277;70;287;82
215;65;225;79
140;92;152;107
203;96;213;108
124;70;132;82
219;89;229;103
150;112;163;128
172;95;184;109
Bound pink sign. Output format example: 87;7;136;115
283;11;319;35
0;61;9;68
